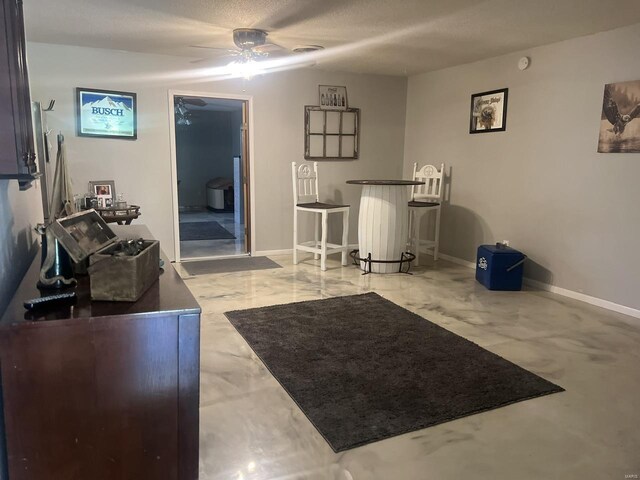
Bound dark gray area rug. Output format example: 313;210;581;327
182;256;281;275
224;292;564;452
180;221;235;241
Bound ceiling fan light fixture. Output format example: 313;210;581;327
233;28;268;50
226;57;265;80
175;98;194;126
175;103;188;116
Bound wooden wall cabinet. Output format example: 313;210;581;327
0;0;38;189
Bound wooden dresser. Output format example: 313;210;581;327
0;225;200;479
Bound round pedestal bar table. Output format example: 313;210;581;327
346;180;424;273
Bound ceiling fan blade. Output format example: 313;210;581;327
189;49;241;64
190;45;238;53
183;98;207;107
253;42;288;54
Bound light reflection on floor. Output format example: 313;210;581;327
179;210;246;259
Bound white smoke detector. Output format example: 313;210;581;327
518;56;530;71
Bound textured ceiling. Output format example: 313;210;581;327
23;0;640;76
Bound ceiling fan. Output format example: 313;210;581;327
174;96;206;126
191;28;323;65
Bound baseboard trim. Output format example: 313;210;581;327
253;249;292;257
523;278;640;320
439;253;640;320
254;244;359;258
439;253;476;269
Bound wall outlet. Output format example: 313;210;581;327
502;240;510;246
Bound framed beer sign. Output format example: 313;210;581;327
76;87;137;140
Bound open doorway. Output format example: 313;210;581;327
169;93;251;261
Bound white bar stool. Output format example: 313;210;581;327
292;162;350;271
408;162;445;265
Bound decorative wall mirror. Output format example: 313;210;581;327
304;106;360;160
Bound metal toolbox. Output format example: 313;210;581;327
50;210;160;302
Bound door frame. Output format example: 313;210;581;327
168;89;256;262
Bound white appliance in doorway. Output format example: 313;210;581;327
206;180;226;210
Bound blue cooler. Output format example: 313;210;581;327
476;244;526;291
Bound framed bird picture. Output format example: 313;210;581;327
597;80;640;153
469;88;508;134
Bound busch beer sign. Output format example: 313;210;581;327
76;88;137;139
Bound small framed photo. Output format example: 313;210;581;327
319;85;348;110
89;180;116;208
76;87;137;140
470;88;508;133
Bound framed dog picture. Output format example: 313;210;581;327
469;88;508;133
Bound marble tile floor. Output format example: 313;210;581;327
180;210;246;259
175;254;640;480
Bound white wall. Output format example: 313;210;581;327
26;43;408;258
403;23;640;310
0;180;43;314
